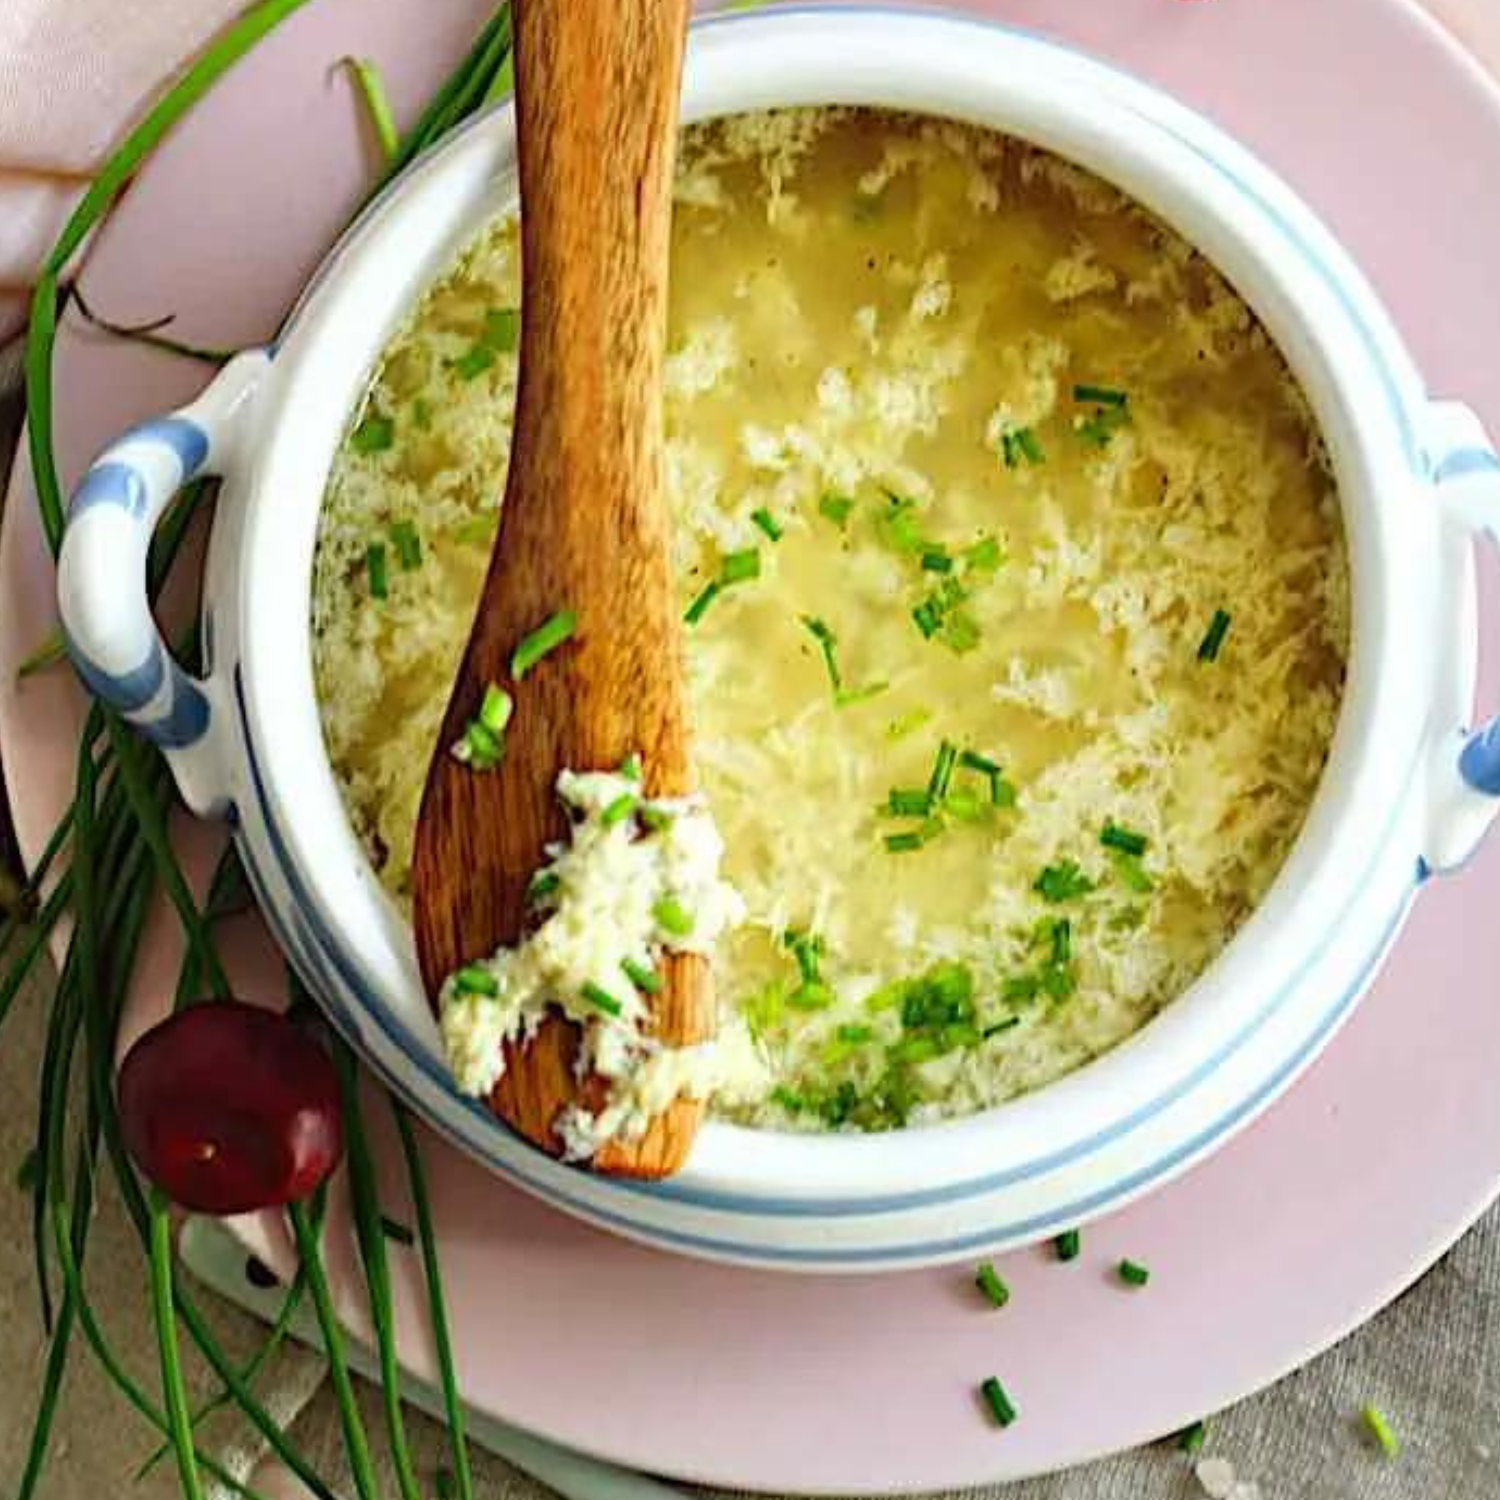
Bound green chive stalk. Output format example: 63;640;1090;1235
9;8;520;1500
393;1101;475;1500
289;1201;381;1500
149;1194;207;1500
335;1040;422;1500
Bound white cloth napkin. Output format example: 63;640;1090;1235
0;0;248;338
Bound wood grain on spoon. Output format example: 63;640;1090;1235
411;0;704;1178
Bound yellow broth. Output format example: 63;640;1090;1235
312;109;1347;1130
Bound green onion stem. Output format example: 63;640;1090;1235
10;15;527;1500
340;57;401;162
511;609;576;679
289;1200;381;1500
100;1133;339;1500
149;1194;206;1500
393;1103;474;1500
333;1041;422;1500
381;6;512;187
54;1182;269;1500
106;719;231;998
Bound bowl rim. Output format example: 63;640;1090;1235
223;4;1439;1231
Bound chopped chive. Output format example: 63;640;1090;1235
653;897;694;938
684;580;722;625
638;805;673;833
1053;1228;1081;1261
1118;1258;1151;1288
1073;383;1128;408
379;1216;415;1247
885;818;944;854
782;929;824;984
877;492;933;555
912;599;943;639
979;1377;1018;1428
1176;1421;1208;1456
770;1086;806;1113
365;542;389;599
943;609;982;655
511;610;576;679
944;788;986;823
453;514;497;546
720;547;761;585
600;793;636;827
621;957;662;995
15;1149;39;1194
836;1024;874;1045
478;683;512;735
927;740;959;801
454;965;498;998
351;414;395;454
818;492;856;527
411;397;433;430
580;982;624;1018
983;1016;1020;1039
889;1036;941;1066
1041;963;1076;1001
1101;821;1148;857
964;535;1004;573
920;548;953;574
786;981;834;1011
620;752;642;781
452;719;501;770
1001;425;1045;469
1034;860;1095;904
481;307;520;352
750;507;783;542
450;344;496;381
975;1262;1010;1309
1049;919;1072;966
1110;849;1156;894
884;788;933;818
887;708;933;741
526;870;562;905
799;615;843;694
1197;608;1231;663
959;749;1001;777
835;681;888;709
1074;405;1130;448
1362;1405;1400;1459
991;776;1019;809
1003;975;1040;1003
390;519;422;570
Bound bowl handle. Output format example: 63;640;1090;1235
1424;400;1500;874
55;350;270;818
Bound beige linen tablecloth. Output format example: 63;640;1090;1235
1;3;1499;1497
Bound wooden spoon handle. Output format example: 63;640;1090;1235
509;1;690;616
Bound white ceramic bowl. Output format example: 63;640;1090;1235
57;6;1500;1272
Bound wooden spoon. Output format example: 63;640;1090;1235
411;0;704;1178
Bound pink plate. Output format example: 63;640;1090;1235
3;0;1499;1489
